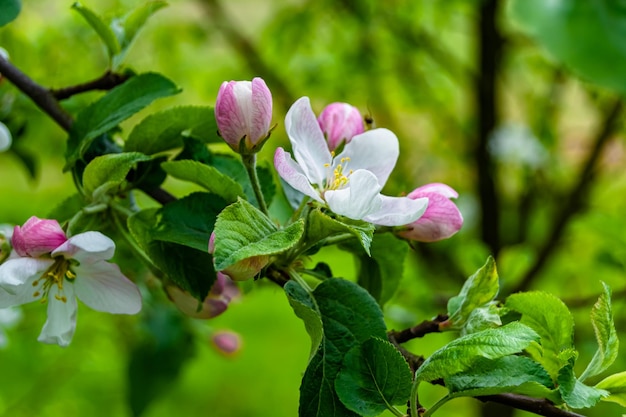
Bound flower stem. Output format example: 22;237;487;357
241;153;269;215
287;268;313;293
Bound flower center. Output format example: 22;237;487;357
323;152;353;191
32;257;76;303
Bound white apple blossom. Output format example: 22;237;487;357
274;97;427;226
0;219;142;347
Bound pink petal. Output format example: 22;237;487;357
12;216;67;257
318;102;364;151
215;81;249;149
211;330;242;356
400;191;463;242
408;183;458;199
249;77;273;145
274;147;324;202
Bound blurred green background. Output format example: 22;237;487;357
1;0;626;416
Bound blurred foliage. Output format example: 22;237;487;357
1;0;626;416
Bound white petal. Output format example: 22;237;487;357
325;170;383;220
336;128;399;187
0;258;51;293
364;195;429;226
52;231;115;263
285;97;332;187
74;261;142;314
274;148;323;203
38;284;77;347
0;274;44;308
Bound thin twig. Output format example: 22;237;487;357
388;314;448;344
0;55;176;206
512;98;623;294
476;394;586;417
50;71;131;100
0;55;73;131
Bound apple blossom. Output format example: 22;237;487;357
12;216;68;257
274;97;427;226
397;183;463;242
211;330;242;357
166;272;240;319
0;217;142;347
215;77;273;153
317;102;364;151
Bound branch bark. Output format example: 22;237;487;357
49;71;131;100
476;393;586;417
0;56;176;205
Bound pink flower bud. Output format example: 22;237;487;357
210;330;242;357
317;102;365;151
215;77;273;153
397;183;463;242
12;216;67;257
166;272;240;319
208;232;269;281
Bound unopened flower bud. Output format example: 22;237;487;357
317;102;364;151
215;77;273;153
209;232;269;281
12;216;68;257
211;330;242;357
166;272;239;319
0;122;11;153
397;183;463;242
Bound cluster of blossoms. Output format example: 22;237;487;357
213;77;463;280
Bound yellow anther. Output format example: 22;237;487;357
33;291;40;297
323;163;330;167
32;280;38;286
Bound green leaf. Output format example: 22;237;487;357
82;152;150;196
462;302;502;335
341;233;407;305
128;208;215;299
128;305;194;417
509;0;626;93
212;199;304;271
162;160;244;204
596;371;626;407
335;337;412;417
48;193;87;223
580;282;619;382
111;1;168;69
505;291;574;377
72;2;121;57
125;106;219;155
65;73;180;171
149;192;228;252
286;279;387;417
285;280;323;360
307;208;375;255
557;356;608;409
0;0;20;26
415;322;539;383
445;356;557;401
445;256;499;330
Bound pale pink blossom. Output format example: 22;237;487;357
215;77;273;153
0;221;142;347
398;183;463;242
318;102;364;151
211;330;242;356
274;97;427;226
